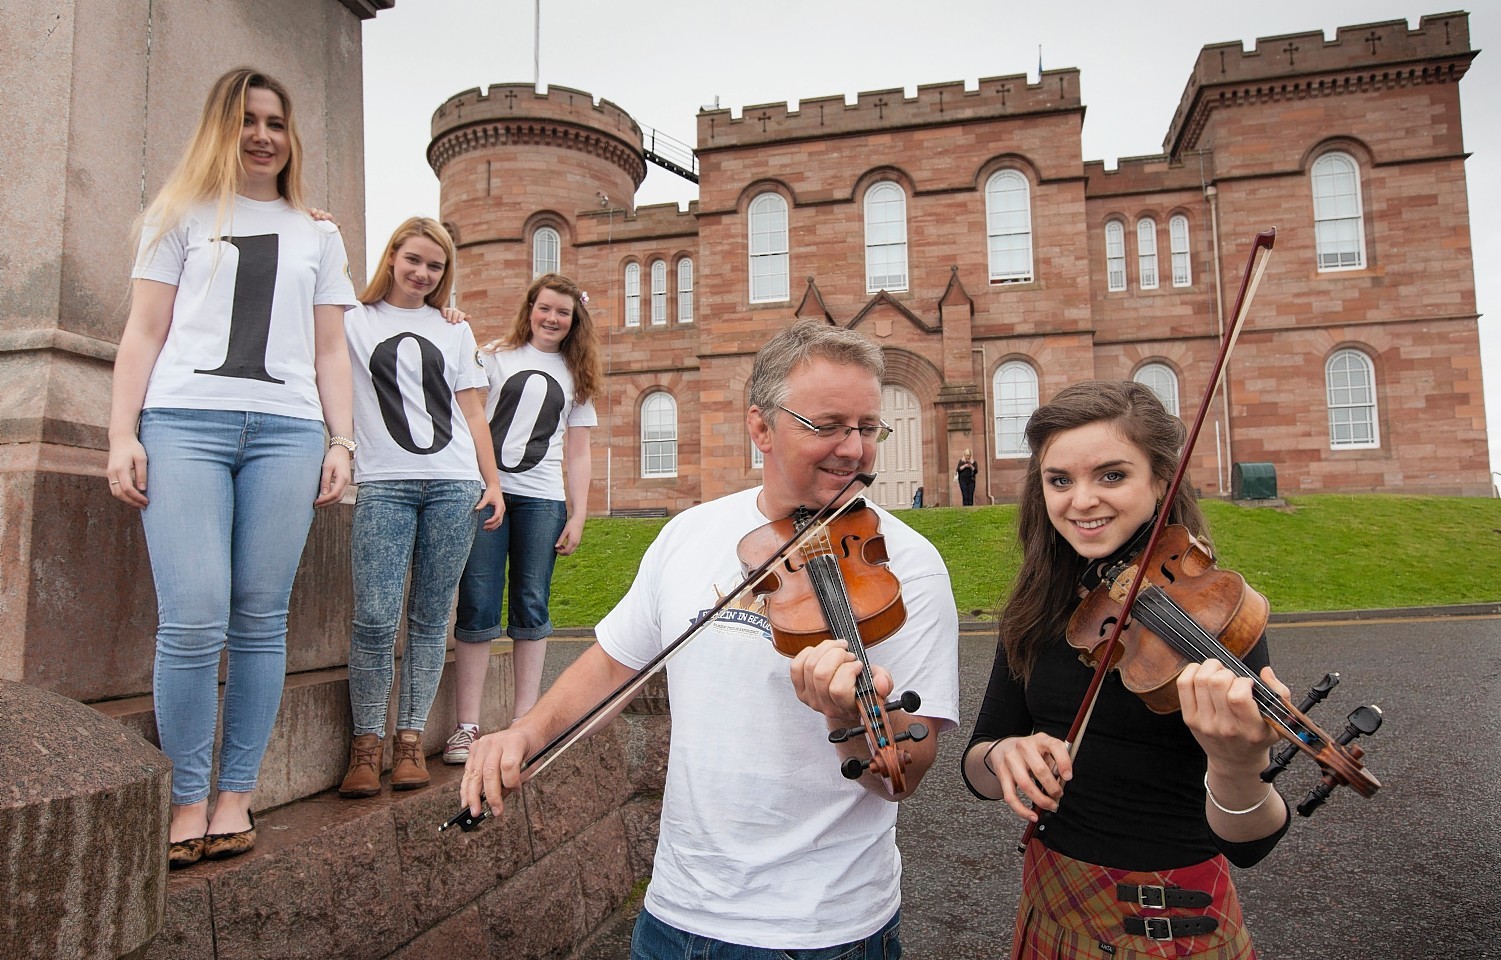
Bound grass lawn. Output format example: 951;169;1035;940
547;494;1501;627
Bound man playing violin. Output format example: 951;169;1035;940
462;319;959;958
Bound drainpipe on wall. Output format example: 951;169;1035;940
973;344;994;504
1205;182;1232;494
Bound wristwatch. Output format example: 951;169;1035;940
328;435;358;459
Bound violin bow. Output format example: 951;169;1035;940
1018;228;1276;851
443;471;879;832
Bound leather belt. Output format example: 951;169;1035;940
1116;883;1212;909
1123;915;1219;941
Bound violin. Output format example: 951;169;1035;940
1067;523;1380;805
737;499;928;794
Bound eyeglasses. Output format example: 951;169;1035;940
777;405;893;444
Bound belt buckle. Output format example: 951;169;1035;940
1136;884;1167;909
1144;917;1174;941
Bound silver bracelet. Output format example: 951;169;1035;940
981;740;1005;777
1203;772;1274;815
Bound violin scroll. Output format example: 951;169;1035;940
829;691;929;784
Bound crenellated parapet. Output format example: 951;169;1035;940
1165;12;1474;158
428;83;647;186
1084;153;1206;200
697;70;1081;150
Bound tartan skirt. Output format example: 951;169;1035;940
1011;840;1256;960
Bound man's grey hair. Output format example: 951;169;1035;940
747;320;885;419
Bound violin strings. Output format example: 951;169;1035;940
1129;588;1320;747
803;524;890;747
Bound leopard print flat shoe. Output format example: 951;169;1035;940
168;836;206;870
202;811;256;861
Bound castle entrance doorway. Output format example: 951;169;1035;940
872;384;922;510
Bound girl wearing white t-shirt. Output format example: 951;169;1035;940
336;218;502;799
106;68;357;869
443;273;601;763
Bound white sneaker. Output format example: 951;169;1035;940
442;726;476;765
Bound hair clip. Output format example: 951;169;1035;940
579;291;589;306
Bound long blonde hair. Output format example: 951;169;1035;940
136;68;306;249
360;218;456;308
493;273;602;405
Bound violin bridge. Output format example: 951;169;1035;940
1108;565;1140;604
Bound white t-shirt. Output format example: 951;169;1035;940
133;196;357;421
480;343;598;500
344;301;488;483
594;487;960;949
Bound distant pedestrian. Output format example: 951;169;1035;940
962;380;1293;958
957;449;977;505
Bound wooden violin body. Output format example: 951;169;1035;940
737;500;926;795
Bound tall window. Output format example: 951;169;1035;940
1105;220;1127;292
532;226;560;277
1312;152;1366;271
624;262;641;327
650;259;667;325
641;392;679;476
986;171;1033;283
993;361;1039;457
748;193;789;302
1137;218;1158;290
1326;349;1379;448
1169;215;1192;287
677;258;694;323
864;181;909;292
1134;363;1180;416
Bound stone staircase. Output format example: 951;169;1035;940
94;651;667;960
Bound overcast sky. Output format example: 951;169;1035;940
363;1;1501;480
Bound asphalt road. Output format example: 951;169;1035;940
566;613;1501;958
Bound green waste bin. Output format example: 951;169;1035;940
1231;462;1277;500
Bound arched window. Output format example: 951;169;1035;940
1169;215;1192;287
532;226;560;277
1312;152;1366;271
1326;349;1379;448
624;262;641;327
650;259;667;325
677;258;694;323
1134;362;1180;416
985;170;1033;283
864;181;908;293
641;392;679;476
1105;220;1127;292
993;361;1038;457
1137;218;1158;290
748;193;789;302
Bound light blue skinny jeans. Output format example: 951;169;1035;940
138;408;324;805
347;479;482;735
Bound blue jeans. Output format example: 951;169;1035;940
348;479;482;734
631;909;901;960
454;493;568;644
138;408;324;805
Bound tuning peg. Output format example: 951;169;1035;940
886;690;922;714
1262;673;1341;782
841;757;870;780
896;722;928;744
1296;704;1384;817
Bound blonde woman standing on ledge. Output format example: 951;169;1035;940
106;67;356;869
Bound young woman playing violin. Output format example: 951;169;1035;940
963;380;1293;960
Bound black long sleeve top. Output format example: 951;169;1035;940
964;630;1289;871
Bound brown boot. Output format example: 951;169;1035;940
339;733;383;798
391;729;429;790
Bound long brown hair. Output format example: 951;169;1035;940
360;217;456;309
492;273;602;404
999;380;1208;682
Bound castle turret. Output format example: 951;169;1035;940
428;84;646;327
